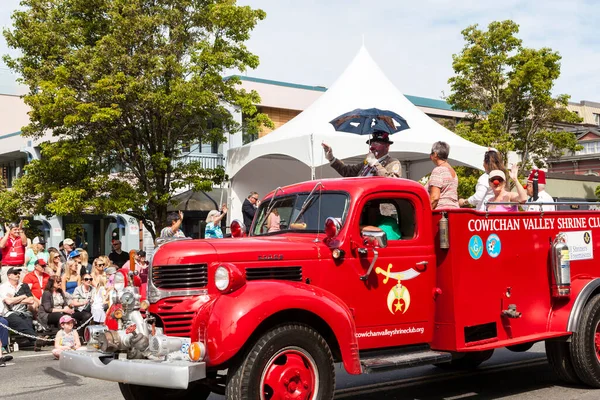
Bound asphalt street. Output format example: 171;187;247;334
1;342;599;399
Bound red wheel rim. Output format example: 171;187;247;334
260;346;318;400
595;321;600;362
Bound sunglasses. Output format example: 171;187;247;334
54;256;60;259
83;278;93;281
97;263;105;267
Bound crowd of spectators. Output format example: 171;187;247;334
0;232;148;364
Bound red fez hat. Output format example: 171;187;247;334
527;170;546;184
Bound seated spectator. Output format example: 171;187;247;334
61;259;81;295
23;259;50;302
205;206;227;239
38;277;74;330
109;240;130;268
46;250;63;278
486;165;528;212
71;274;94;332
266;209;281;233
0;268;46;349
77;248;91;275
25;236;49;273
90;256;108;287
52;315;81;359
91;276;111;324
121;250;148;283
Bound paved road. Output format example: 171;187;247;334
2;343;599;399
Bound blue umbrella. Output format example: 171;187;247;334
329;108;410;135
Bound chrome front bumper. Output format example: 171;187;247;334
59;350;206;389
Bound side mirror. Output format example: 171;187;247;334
324;217;341;239
361;229;388;248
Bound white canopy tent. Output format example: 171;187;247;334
226;46;487;220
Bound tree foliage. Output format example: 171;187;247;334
447;20;581;178
2;0;271;237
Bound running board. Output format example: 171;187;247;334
360;348;452;373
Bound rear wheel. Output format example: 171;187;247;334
435;350;494;370
545;340;580;384
571;294;600;387
118;381;211;400
226;323;335;400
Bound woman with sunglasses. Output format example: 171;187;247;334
46;250;63;277
70;273;94;332
91;256;109;287
38;277;74;330
458;149;505;211
487;164;528;212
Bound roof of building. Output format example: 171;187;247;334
225;75;456;112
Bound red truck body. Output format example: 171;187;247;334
62;177;600;399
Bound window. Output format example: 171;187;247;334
360;199;416;240
252;192;350;235
576;141;600;156
595;113;600;126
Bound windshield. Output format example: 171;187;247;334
251;192;350;236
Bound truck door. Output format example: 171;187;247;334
346;192;436;349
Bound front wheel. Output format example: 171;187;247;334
226;323;335;400
570;294;600;387
118;381;211;400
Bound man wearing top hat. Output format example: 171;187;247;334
322;131;402;178
525;169;555;212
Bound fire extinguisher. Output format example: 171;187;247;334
551;233;571;297
439;212;449;249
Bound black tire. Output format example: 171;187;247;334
435;350;494;370
570;294;600;387
545;340;580;384
118;381;211;400
226;323;335;400
506;342;534;353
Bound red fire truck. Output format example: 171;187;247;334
61;177;600;399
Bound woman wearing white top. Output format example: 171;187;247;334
459;149;505;211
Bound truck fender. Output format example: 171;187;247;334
191;281;361;375
548;278;600;333
567;278;600;332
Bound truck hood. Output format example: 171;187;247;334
206;235;321;263
152;240;218;266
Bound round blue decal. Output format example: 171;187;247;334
468;235;483;260
486;234;501;258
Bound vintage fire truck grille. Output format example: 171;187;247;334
152;264;208;289
154;299;195;337
245;266;302;282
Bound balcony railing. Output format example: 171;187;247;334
176;153;224;169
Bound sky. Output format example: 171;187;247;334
1;0;598;103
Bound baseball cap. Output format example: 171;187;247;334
59;315;76;325
366;130;393;145
489;170;506;181
34;259;47;267
105;266;117;275
69;250;81;258
32;236;46;245
7;267;22;275
63;238;75;246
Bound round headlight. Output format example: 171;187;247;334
215;266;230;291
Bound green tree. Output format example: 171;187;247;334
2;0;272;238
447;20;581;178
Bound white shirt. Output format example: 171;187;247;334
468;173;495;211
0;281;19;317
526;190;555;212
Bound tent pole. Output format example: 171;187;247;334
310;133;316;180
